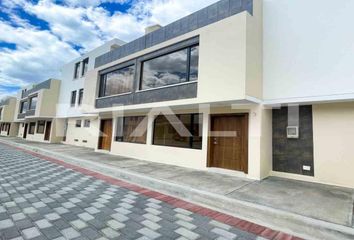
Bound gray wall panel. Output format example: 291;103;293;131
95;0;253;68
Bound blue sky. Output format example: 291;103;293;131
0;0;218;100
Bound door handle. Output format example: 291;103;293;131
213;137;217;145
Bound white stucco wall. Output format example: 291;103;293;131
63;117;99;149
263;0;354;103
57;39;124;118
312;102;354;188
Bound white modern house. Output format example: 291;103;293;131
56;39;125;148
1;0;354;189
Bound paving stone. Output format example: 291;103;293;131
12;213;26;221
106;219;125;230
35;219;52;229
2;226;21;239
60;227;81;239
101;227;120;238
41;227;62;239
22;227;41;239
81;227;102;240
70;219;87;230
0;219;15;229
78;212;94;221
175;227;200;240
138;227;161;239
211;228;237;239
45;213;61;221
0;143;272;240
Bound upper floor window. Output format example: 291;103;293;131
71;90;77;107
28;95;38;110
99;65;135;98
82;58;89;77
74;62;80;79
140;45;199;90
78;89;84;106
20;101;28;113
0;108;2;119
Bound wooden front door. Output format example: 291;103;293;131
208;114;248;173
44;121;52;141
23;124;28;139
99;119;112;151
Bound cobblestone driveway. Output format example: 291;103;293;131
0;143;266;240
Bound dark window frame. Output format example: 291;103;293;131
78;89;84;106
74;62;81;79
81;58;89;77
71;90;77;107
96;37;199;99
28;95;38;110
28;122;36;135
75;120;81;128
20;101;28;113
84;119;90;128
115;116;147;144
139;44;199;90
152;113;202;149
98;63;135;98
36;120;45;134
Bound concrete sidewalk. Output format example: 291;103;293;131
1;137;354;240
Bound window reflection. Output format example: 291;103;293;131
189;46;199;81
141;45;199;90
100;65;135;97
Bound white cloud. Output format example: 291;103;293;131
0;0;219;98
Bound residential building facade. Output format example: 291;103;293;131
0;97;18;137
1;0;354;189
56;39;125;149
15;79;61;143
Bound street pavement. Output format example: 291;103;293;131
0;143;290;240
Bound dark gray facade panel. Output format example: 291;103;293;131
25;110;35;117
17;113;26;119
22;79;52;98
95;83;197;109
133;83;197;104
272;106;314;176
95;0;253;68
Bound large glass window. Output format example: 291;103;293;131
20;101;28;113
153;113;202;149
82;58;89;77
71;90;77;107
74;62;80;79
28;122;36;135
28;95;37;110
99;65;135;97
78;89;84;106
116;116;147;144
37;121;45;134
140;45;199;90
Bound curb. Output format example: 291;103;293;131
1;139;354;240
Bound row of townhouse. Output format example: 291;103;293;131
1;0;354;188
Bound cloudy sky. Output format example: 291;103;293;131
0;0;218;99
